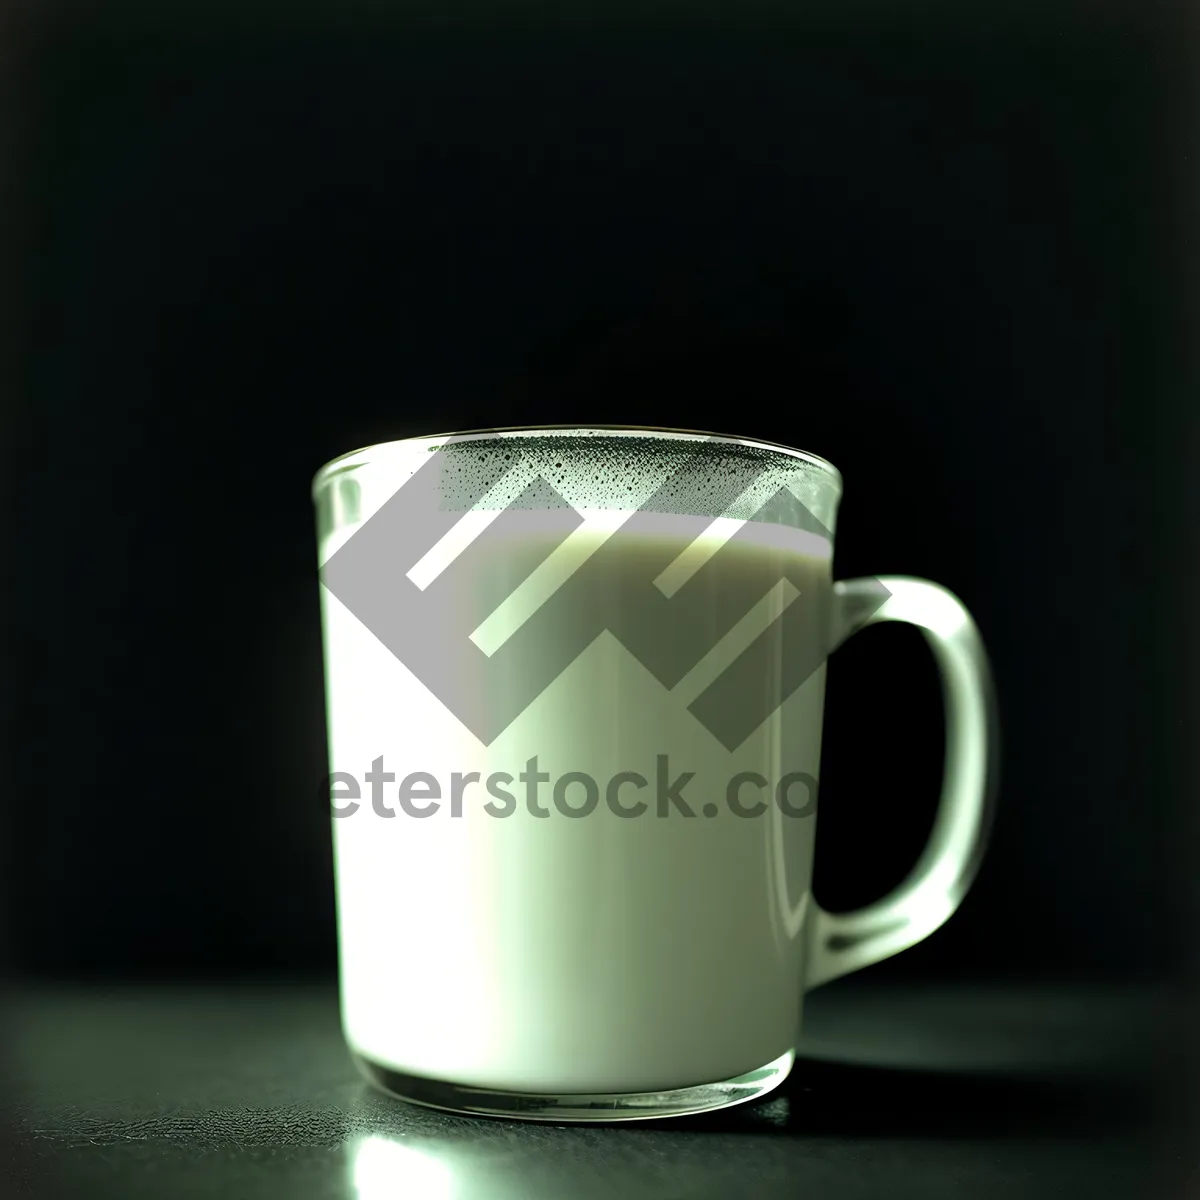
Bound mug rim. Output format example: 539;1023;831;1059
312;425;843;496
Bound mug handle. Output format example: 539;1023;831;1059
804;576;999;990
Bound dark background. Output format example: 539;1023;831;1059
3;0;1192;989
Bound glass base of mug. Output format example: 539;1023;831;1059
353;1048;795;1123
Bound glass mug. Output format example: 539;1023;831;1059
313;426;997;1122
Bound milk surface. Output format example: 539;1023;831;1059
320;511;832;1092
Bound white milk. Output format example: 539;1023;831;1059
320;512;832;1093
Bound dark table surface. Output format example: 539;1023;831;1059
3;980;1187;1199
